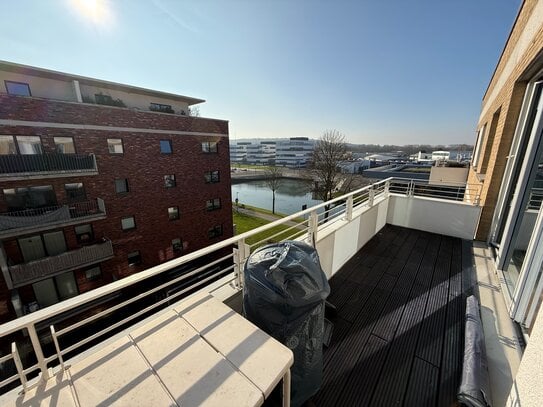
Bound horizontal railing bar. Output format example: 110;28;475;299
0;375;19;388
0;353;13;364
59;267;230;357
57;252;233;337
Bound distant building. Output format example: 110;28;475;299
431;150;450;162
276;137;315;167
230;137;315;167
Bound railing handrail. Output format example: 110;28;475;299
0;176;476;337
0;178;391;336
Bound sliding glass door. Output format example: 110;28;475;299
490;80;543;327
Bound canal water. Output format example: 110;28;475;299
231;179;324;215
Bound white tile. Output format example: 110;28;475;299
132;311;263;407
178;294;293;397
69;337;173;407
11;371;76;407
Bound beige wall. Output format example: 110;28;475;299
0;70;192;116
0;72;76;102
429;167;469;185
469;0;543;240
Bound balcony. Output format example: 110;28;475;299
0;199;107;239
0;178;488;405
8;239;114;287
0;154;98;180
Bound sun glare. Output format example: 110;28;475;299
69;0;114;28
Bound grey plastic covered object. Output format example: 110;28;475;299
243;241;330;407
458;295;491;407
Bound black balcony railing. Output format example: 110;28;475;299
0;154;97;175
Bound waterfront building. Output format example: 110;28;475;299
0;61;232;321
274;137;315;167
230;137;315;167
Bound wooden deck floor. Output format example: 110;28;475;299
312;224;474;407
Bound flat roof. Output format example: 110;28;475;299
0;60;204;105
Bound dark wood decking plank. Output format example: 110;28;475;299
369;282;431;407
334;334;389;407
403;357;439;407
415;237;452;367
323;316;353;366
461;239;476;298
437;238;465;407
314;273;396;407
372;233;429;341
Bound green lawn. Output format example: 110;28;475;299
233;203;306;224
232;211;302;246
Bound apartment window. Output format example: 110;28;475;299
479;108;501;174
5;81;31;96
202;141;218;153
75;224;94;244
115;178;129;194
85;266;102;281
0;136;16;155
4;186;56;211
204;170;220;183
208;225;223;239
54;137;76;154
121;216;136;231
164;175;176;188
172;238;182;254
107;138;124;154
65;183;86;202
168;206;179;220
127;251;142;266
206;198;221;211
160;140;173;154
16;136;42;155
150;103;174;113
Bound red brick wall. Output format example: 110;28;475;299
0;94;228;135
0;95;232;319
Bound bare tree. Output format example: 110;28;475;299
312;130;347;219
264;166;283;214
188;106;201;117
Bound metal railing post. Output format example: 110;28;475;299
27;324;49;381
12;342;27;390
308;210;318;247
346;195;353;221
234;238;249;290
368;187;375;207
384;180;390;197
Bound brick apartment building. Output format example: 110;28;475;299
0;61;233;322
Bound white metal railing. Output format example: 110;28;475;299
0;177;477;394
388;178;481;204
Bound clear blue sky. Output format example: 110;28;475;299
1;0;521;145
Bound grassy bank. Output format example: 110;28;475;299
232;211;299;246
232;203;306;224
